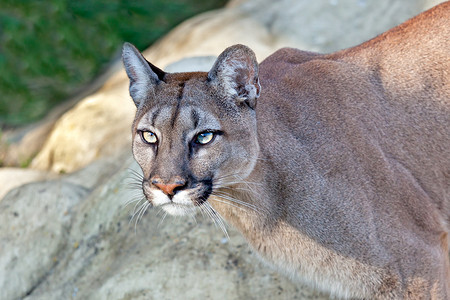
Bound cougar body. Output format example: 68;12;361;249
122;2;450;299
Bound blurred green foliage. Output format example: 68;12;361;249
0;0;227;127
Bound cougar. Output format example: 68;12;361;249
122;2;449;299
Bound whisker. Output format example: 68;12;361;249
123;173;143;180
121;183;143;189
122;193;145;207
200;201;219;229
155;206;165;217
197;203;206;218
131;198;146;216
189;211;198;224
129;201;147;225
124;197;146;208
200;201;213;222
209;195;259;216
214;185;253;193
254;157;269;162
158;211;168;228
135;202;150;233
233;175;263;187
209;203;229;239
213;175;263;191
214;172;262;183
212;191;262;213
212;192;256;209
127;168;144;178
122;175;144;184
203;202;229;239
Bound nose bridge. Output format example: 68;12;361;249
152;141;187;183
150;148;188;196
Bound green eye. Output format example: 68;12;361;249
141;131;157;144
196;132;214;145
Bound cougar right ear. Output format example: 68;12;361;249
122;42;166;107
208;44;260;109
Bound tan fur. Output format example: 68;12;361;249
123;2;450;299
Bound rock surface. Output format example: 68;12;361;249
0;1;446;299
1;152;329;299
30;83;134;174
0;168;55;200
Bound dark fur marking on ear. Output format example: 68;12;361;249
146;61;166;82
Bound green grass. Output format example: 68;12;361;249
0;0;227;128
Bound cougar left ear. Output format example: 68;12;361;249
208;44;260;109
122;42;166;108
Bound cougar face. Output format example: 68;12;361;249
125;44;260;216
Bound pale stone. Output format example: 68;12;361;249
163;56;217;73
0;180;90;299
0;168;55;201
31;83;135;173
0;120;54;168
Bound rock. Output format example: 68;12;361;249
0;180;90;299
226;0;444;53
29;0;443;173
1;151;328;299
30;83;135;174
163;56;217;73
0;168;55;201
0;120;55;168
0;153;127;299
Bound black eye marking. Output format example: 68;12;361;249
151;108;161;127
191;109;200;129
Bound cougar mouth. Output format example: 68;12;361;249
144;179;213;216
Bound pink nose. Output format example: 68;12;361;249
153;181;185;196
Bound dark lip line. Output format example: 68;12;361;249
161;202;194;208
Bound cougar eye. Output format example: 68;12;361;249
196;132;214;145
140;131;157;144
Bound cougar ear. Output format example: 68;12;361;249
208;44;260;109
122;42;166;107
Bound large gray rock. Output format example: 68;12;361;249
0;168;55;200
0;152;328;299
0;179;90;299
227;0;443;53
0;155;126;299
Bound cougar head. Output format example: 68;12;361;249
122;43;260;216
